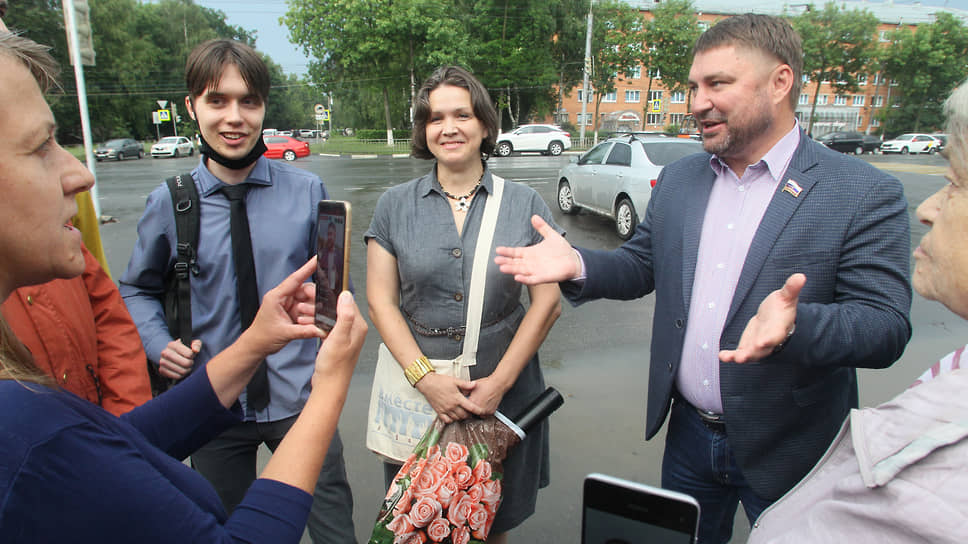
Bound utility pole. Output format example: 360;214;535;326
62;0;100;217
579;0;593;147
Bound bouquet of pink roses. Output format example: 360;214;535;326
368;388;563;544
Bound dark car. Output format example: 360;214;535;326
817;131;878;155
95;138;143;161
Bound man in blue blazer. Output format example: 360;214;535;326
496;14;911;544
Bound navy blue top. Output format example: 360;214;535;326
120;156;327;422
0;370;312;542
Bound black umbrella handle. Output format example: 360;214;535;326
511;387;564;433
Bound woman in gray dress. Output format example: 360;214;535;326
365;66;562;542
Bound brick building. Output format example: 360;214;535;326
550;0;968;139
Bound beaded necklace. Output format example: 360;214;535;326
441;170;485;212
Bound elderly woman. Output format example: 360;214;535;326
0;32;367;542
741;79;968;542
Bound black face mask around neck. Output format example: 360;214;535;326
197;133;268;170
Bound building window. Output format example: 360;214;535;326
879;30;889;42
872;73;882;86
631;66;641;79
648;90;663;101
890;78;898;87
670;91;685;103
858;74;867;86
647;113;662;125
625;90;640;103
576;113;593;126
852;95;865;107
871;118;881;127
602;91;617;103
648;68;662;79
669;113;684;126
799;94;809;105
802;74;810;84
834;95;847;106
577;89;592;103
873;95;884;107
817;95;828;105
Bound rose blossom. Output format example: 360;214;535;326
447;492;475;527
445;442;469;465
408;457;428;481
465;483;483;503
386;513;414;536
393;487;413;517
429;457;451;481
426;517;451;542
411;464;444;498
409;495;443;528
453;464;474;489
451;525;471;544
468;502;491;540
393;531;426;544
472;459;492;484
399;453;418;478
480;479;501;509
425;445;441;464
435;475;459;508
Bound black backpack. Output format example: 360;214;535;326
147;172;200;396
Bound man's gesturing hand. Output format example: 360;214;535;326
495;215;581;285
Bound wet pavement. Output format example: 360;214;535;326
92;151;968;542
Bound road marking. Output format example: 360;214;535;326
876;162;948;175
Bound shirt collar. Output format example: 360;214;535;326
196;155;273;197
419;162;494;198
708;120;802;182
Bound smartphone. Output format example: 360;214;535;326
582;473;700;544
315;200;351;331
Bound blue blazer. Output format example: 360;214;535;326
565;132;912;499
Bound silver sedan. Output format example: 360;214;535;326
557;136;703;240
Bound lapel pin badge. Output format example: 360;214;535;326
782;179;803;198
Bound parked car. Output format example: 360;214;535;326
932;133;949;152
151;136;195;158
495;124;571;157
557;135;704;240
95;138;143;161
817;131;880;155
880;133;940;154
264;135;310;161
297;129;319;138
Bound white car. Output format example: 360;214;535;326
880;133;940;155
151;136;195;158
494;124;571;157
557;135;703;240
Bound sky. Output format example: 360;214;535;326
195;0;968;78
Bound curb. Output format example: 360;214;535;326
317;153;412;159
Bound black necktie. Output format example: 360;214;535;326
220;183;269;411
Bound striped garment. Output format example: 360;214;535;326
911;344;967;387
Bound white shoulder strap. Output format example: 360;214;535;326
461;175;504;365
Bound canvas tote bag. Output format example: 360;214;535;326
366;176;505;462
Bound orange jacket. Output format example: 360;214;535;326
1;246;151;415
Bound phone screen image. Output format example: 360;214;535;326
582;474;699;544
315;200;351;331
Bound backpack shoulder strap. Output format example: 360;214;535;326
164;172;200;345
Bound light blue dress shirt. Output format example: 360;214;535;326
120;156;326;422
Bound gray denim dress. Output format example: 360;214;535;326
364;165;563;532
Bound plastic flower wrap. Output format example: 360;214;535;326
369;387;564;544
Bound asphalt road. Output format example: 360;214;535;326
91;150;968;543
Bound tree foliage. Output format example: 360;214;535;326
879;12;968;134
642;0;701;128
586;0;646;139
792;2;879;136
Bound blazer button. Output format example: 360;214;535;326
454;292;463;302
451;248;462;258
454;334;462;342
26;295;34;305
675;319;684;328
668;362;673;372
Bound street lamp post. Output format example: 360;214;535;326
579;1;593;147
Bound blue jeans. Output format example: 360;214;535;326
662;399;773;544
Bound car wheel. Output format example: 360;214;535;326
189;147;195;156
116;151;124;161
496;141;512;157
284;150;297;161
173;149;180;158
929;147;937;155
854;146;864;155
548;141;564;156
138;150;144;159
900;147;909;155
615;197;638;241
557;180;578;215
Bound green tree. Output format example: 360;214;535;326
880;12;968;133
792;2;879;136
587;0;646;141
642;0;701;130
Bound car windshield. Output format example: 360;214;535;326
104;139;125;147
896;134;916;141
159;137;179;144
640;141;704;165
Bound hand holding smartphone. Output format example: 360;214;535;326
582;473;700;544
315;200;351;332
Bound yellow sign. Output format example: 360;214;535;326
650;99;662;113
158;109;171;122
